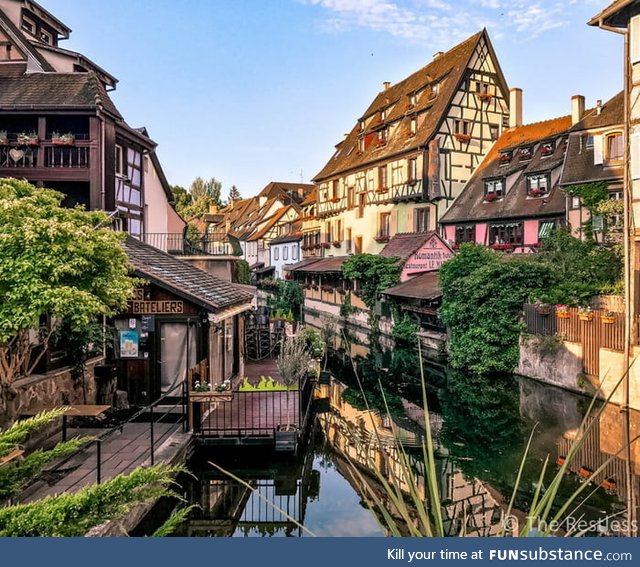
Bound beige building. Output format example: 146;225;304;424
312;30;510;257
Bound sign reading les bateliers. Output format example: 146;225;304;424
128;288;184;314
401;234;454;281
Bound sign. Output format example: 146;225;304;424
401;233;453;281
128;300;184;314
119;330;139;358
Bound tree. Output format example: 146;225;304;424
170;184;192;213
0;179;135;412
190;176;222;208
228;185;242;203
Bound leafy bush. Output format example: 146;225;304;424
391;313;420;346
341;255;401;310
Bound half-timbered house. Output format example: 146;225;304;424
312;30;510;256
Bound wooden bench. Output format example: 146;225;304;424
20;405;111;441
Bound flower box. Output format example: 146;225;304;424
16;133;39;146
332;241;341;248
601;316;616;324
52;132;75;146
189;390;233;403
484;193;499;202
490;243;513;251
375;187;388;193
321;242;331;249
535;303;551;316
454;133;472;142
557;311;572;319
528;188;547;198
477;92;493;102
578;309;594;322
376;139;387;147
328;197;339;203
601;478;617;492
375;235;390;243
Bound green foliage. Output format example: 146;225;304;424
341;255;401;311
301;327;325;360
0;409;67;458
239;376;298;392
339;292;356;318
227;185;242;203
234;260;251;285
0;465;183;536
0;179;135;389
440;245;556;374
265;280;304;320
190;176;222;207
277;333;313;388
169;185;192;211
391;313;420;347
564;182;609;241
151;505;198;537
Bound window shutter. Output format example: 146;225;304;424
593;135;604;166
632;132;640;180
631;16;640;65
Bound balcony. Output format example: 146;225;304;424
142;233;243;257
0;134;90;170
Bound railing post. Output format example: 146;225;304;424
96;440;102;484
150;404;155;466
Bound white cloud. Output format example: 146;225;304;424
299;0;592;45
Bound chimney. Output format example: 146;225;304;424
433;51;444;60
571;95;585;125
209;203;218;214
596;99;603;115
383;81;391;91
509;88;523;128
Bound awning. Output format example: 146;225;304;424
382;272;441;301
254;265;275;275
208;302;253;324
538;221;555;239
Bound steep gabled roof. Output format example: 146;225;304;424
441;115;572;224
0;72;122;118
0;8;54;71
259;181;315;204
380;232;439;263
589;0;638;27
314;30;505;182
124;237;253;311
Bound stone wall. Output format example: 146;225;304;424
3;356;103;425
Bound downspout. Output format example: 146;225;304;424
96;105;107;210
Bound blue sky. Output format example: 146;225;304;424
49;0;621;198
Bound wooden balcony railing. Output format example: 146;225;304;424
0;141;90;169
142;232;243;256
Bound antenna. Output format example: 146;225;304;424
300;169;304;183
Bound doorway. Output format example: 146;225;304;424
159;321;197;396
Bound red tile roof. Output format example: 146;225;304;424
382;272;441;300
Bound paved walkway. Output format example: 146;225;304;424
21;422;179;502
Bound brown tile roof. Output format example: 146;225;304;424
285;257;323;272
560;93;624;187
270;232;303;245
382;271;441;300
290;256;349;273
380;232;438;263
0;72;122;119
314;30;506;182
258;181;315;204
124;237;253;311
301;188;317;207
248;205;292;241
441;115;573;224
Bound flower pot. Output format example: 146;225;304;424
557;312;571;319
536;307;551;316
601;316;616;324
578;314;593;322
189;390;233;403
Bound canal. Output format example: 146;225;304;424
140;347;634;537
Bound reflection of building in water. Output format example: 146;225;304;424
557;404;640;511
183;451;317;537
316;379;506;536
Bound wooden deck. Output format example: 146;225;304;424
192;360;315;449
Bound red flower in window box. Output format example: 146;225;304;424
375;235;390;243
376;187;388;194
477;92;493;102
376;139;387;147
499;154;511;163
454;133;472;142
490;243;514;251
321;242;331;249
528;188;547;197
328;197;339;203
285;273;292;280
452;243;461;250
332;241;341;248
484;193;499;202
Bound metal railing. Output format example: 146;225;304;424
30;381;187;490
142;233;242;256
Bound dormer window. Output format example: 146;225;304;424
527;174;549;197
410;117;417;136
40;29;53;45
541;142;554;157
359;120;365;132
499;151;512;165
358;137;365;152
484;178;504;201
380;109;387;121
21;16;36;35
376;128;387;146
520;146;533;161
409;93;417;107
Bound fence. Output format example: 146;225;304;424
523;303;625;377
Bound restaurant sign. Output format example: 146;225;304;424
128;288;184;314
401;234;454;281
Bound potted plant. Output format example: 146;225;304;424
51;131;75;146
601;310;616;324
556;304;571;319
499;153;511;163
376;186;388;193
454;133;472;142
332;241;341;248
16;131;38;146
0;130;8;145
578;307;594;322
484;193;499;202
534;301;551;316
528;188;547;198
321;242;331;249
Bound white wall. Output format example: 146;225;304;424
270;241;301;278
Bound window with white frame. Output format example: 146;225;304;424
283;247;288;261
115;145;125;176
527;174;549;196
408;157;418;183
484;178;504;197
605;132;624;164
410;117;417;135
414;208;429;233
274;248;279;261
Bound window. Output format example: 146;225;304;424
378;166;387;190
490;124;500;141
283;247;288;261
414;208;429;233
454;119;470;135
541;141;554;156
358;137;365;152
380;109;387;121
326;221;332;242
484;178;504;198
346;228;352;253
354;236;363;254
476;81;489;94
455;225;475;244
502;115;510;128
292;246;299;260
409;93;417;107
527;174;549;196
336;219;343;241
115;145;125;176
378;213;391;238
606;132;624;164
489;223;523;245
408;158;418;183
39;29;53;45
274;248;279;261
520;146;533;160
391;164;403;187
331;180;339;200
347;186;355;209
21;16;35;35
570;196;581;209
359;120;365;131
410;117;417;136
586;135;594;148
499;151;511;165
377;128;387;143
357;192;366;218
